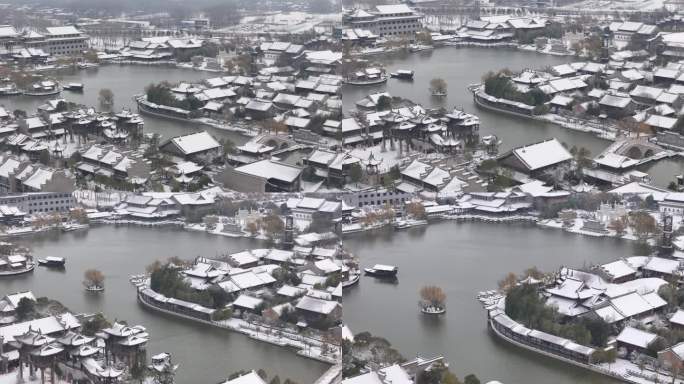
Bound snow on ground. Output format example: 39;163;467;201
559;0;666;11
217;12;340;34
73;190;126;208
0;369;69;384
348;145;417;174
597;358;684;384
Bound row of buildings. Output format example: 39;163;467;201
0;25;88;59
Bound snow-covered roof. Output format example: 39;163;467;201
599;94;632;108
630;85;664;101
295;295;339;315
600;260;636;280
164;131;220;155
45;26;82;36
616;326;658;349
221;371;267;384
232;294;263;310
509;138;572;171
0;314;80;343
375;4;415;14
0;25;18;38
670;309;684;326
643;256;680;275
3;291;36;310
234;160;302;183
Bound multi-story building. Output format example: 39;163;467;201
42;26;89;56
344;4;422;38
341;187;412;208
0;25;20;54
286;197;342;230
0;25;88;58
0;192;75;215
608;21;658;50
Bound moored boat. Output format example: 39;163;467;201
409;44;434;52
364;264;398;278
344;67;388;86
24;81;61;96
390;69;414;80
393;218;428;230
0;84;21;96
0;255;35;275
342;271;361;288
63;82;84;92
38;256;66;268
78;62;99;70
62;223;89;232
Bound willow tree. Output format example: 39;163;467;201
83;269;105;289
429;78;447;95
420;285;446;307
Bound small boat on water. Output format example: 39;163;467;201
38;256;66;268
0;261;35;275
344;67;388;86
24;81;60;96
409;44;434;52
63;83;84;92
78;62;99;70
62;223;89;232
393;218;428;230
0;84;21;96
364;264;398;278
342;270;361;288
390;69;414;80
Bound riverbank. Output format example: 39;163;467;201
353;41;574;60
135;96;258;137
472;87;617;142
11;226;327;383
137;286;340;365
487;315;669;384
342;220;636;384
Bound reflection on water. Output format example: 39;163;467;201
0;65;249;145
4;226;327;383
344;48;605;154
342;47;684;185
344;221;627;384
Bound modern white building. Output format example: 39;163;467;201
286;197;341;230
344;4;422;38
42;26;89;56
0;192;75;215
341;187;412;208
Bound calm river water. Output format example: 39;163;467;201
0;50;680;384
5;227;328;384
342;47;683;186
343;221;634;384
0;65;249;145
